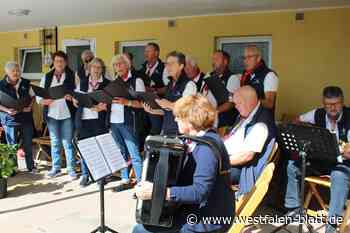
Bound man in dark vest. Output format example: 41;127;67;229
284;86;350;233
223;86;277;196
36;51;77;180
144;51;197;135
184;56;206;92
206;50;240;135
185;56;227;128
240;45;278;113
139;43;168;135
0;61;36;173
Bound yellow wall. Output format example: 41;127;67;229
1;7;350;123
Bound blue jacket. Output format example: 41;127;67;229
169;131;235;232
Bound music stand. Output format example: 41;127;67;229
272;123;340;233
72;133;127;233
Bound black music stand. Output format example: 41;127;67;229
272;123;339;233
72;137;121;233
91;179;118;233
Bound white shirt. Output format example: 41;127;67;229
226;74;241;94
36;73;71;120
263;72;279;92
110;71;146;124
224;103;268;155
76;75;104;120
299;109;350;142
182;81;197;97
246;71;278;92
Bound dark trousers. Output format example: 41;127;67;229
229;167;242;184
149;114;163;135
3;122;34;171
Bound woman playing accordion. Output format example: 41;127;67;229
133;95;234;233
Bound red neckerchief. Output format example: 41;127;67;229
121;73;129;81
240;61;263;86
147;62;157;70
89;77;100;91
54;72;63;83
200;83;209;94
146;62;157;76
223;117;245;140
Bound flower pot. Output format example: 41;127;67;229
0;178;7;199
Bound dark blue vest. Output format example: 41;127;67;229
74;75;110;134
77;65;88;83
209;69;238;128
314;107;350;143
0;77;33;125
43;68;76;122
242;61;275;100
162;72;190;135
108;74;142;136
238;105;277;195
194;72;205;92
140;59;166;88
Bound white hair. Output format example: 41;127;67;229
245;45;262;57
186;56;199;68
111;54;131;72
4;61;20;73
81;50;94;60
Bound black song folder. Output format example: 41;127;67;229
31;85;72;100
132;91;161;109
0;91;32;111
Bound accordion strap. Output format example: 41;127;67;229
150;148;169;225
179;135;232;188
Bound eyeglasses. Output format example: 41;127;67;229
241;54;258;60
113;62;126;67
165;61;178;66
91;65;103;70
324;101;342;108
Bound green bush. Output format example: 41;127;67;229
0;144;18;178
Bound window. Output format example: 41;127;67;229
63;39;96;72
216;36;272;74
19;48;43;80
119;40;156;70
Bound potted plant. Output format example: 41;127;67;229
0;144;18;199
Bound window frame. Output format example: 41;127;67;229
18;47;43;80
118;40;156;53
62;39;96;55
118;40;157;70
216;36;273;68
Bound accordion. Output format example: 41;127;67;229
135;135;186;228
135;134;230;228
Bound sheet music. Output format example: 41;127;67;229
95;133;127;173
77;137;111;181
